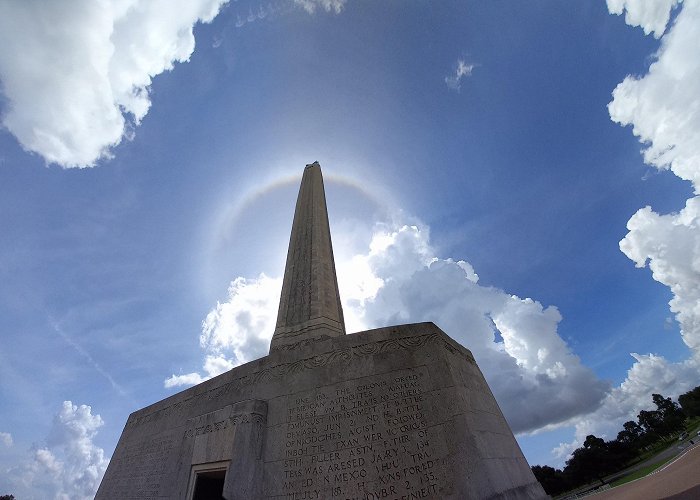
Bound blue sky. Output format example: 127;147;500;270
1;1;700;497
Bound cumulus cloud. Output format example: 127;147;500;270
168;221;607;433
548;0;700;465
164;354;237;388
0;432;12;447
608;0;700;188
0;0;228;168
294;0;347;15
606;0;680;37
552;353;699;462
445;59;475;91
165;274;281;388
621;200;700;356
349;225;609;433
12;401;108;500
610;0;700;360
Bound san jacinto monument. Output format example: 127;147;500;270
97;162;547;499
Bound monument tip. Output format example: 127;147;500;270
270;162;345;350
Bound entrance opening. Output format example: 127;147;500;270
192;468;226;500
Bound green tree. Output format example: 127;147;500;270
616;420;643;449
564;435;614;485
637;409;663;441
652;393;685;435
606;438;635;466
531;465;570;497
0;495;15;500
678;386;700;418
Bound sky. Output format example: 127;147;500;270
0;0;699;497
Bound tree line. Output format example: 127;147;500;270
531;385;700;497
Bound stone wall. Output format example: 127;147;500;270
97;323;547;499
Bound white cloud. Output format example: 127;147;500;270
620;200;700;357
0;0;228;168
445;59;475;91
552;353;699;463
233;4;272;29
164;354;237;388
544;0;700;465
606;0;680;37
351;225;609;433
610;0;700;359
294;0;347;15
164;274;281;388
609;0;700;188
200;274;281;360
0;432;12;447
164;371;205;388
170;221;608;433
12;401;108;500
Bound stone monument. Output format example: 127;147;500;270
97;162;547;499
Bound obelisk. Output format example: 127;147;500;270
97;161;548;500
271;162;345;349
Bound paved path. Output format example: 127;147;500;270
591;444;700;499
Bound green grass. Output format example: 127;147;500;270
553;419;700;498
625;420;700;466
610;455;676;488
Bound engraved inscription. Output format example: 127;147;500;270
266;367;447;499
183;418;229;438
124;332;471;434
98;435;175;499
183;411;266;439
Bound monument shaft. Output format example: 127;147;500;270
272;162;345;350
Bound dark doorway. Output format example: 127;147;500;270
192;469;226;500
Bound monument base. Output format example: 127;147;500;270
97;323;547;499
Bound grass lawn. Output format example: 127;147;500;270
610;455;676;488
552;420;700;498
